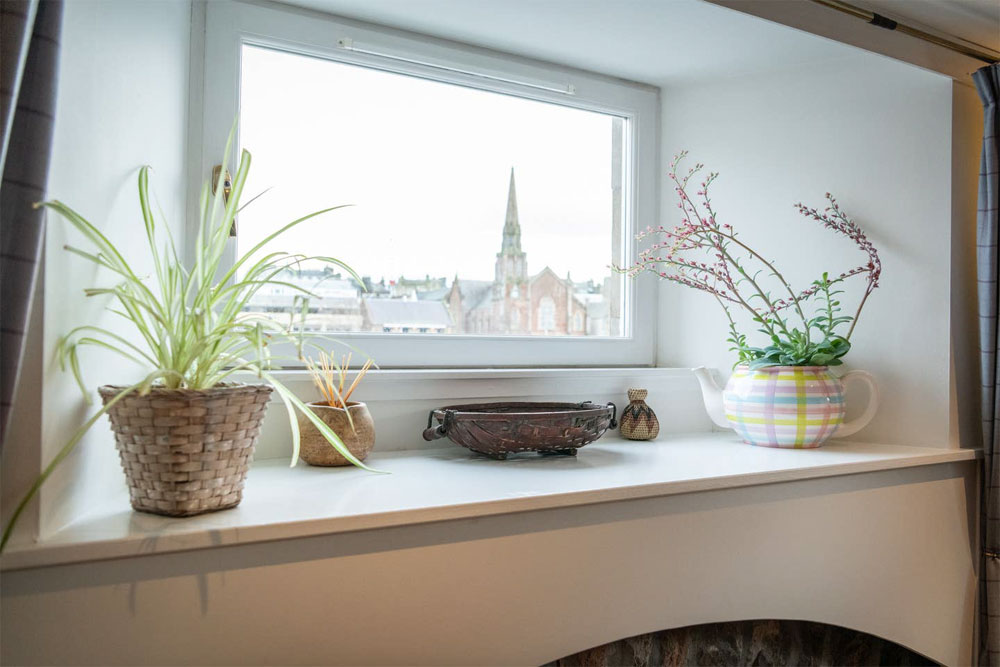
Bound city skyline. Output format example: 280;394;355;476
244;168;620;337
236;44;621;285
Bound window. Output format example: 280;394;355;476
239;44;623;340
199;1;658;367
538;297;556;332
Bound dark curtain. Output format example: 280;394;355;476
977;62;1000;666
0;0;62;446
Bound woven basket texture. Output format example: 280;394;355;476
99;383;273;517
620;388;659;441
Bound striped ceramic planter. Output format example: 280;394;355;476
723;366;878;448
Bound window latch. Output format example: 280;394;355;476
212;165;236;237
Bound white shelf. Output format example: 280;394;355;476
1;433;977;571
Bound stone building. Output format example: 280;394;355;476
446;169;591;336
390;275;447;299
361;298;451;333
243;268;363;332
243;172;612;337
445;279;492;334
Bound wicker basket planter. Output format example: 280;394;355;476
99;383;273;517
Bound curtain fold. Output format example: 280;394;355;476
977;61;1000;666
0;0;63;446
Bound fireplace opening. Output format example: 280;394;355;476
544;619;936;666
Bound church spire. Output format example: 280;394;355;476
501;167;521;254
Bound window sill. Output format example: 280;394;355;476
0;433;978;571
249;366;711;459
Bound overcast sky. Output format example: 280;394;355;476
238;45;619;285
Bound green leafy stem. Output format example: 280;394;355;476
620;152;881;370
1;128;382;552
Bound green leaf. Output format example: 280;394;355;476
1;372;169;551
267;376;383;473
5;124;375;553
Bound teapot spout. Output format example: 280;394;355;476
691;366;730;430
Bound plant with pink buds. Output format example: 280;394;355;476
618;152;881;368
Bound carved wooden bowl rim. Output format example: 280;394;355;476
423;401;618;457
429;402;612;421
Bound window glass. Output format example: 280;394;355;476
538;297;556;332
238;44;625;338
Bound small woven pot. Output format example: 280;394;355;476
297;401;375;466
99;383;272;517
619;388;659;440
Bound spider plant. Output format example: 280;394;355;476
305;351;374;409
1;133;378;551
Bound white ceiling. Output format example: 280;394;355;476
271;0;867;86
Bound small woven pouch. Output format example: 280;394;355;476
619;388;659;441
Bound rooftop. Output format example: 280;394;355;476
364;297;453;327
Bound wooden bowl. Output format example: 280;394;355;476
422;401;617;460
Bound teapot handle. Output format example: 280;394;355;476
834;370;880;438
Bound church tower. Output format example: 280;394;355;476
493;168;528;332
495;168;527;290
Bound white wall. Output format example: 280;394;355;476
951;80;984;450
656;54;955;447
23;0;192;538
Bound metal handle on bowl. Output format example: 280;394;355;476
422;409;454;441
577;401;617;428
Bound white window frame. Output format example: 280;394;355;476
196;0;660;368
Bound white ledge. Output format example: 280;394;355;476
1;433;978;571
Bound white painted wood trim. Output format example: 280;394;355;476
196;0;661;367
256;366;695;401
0;433;978;571
0;456;978;666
